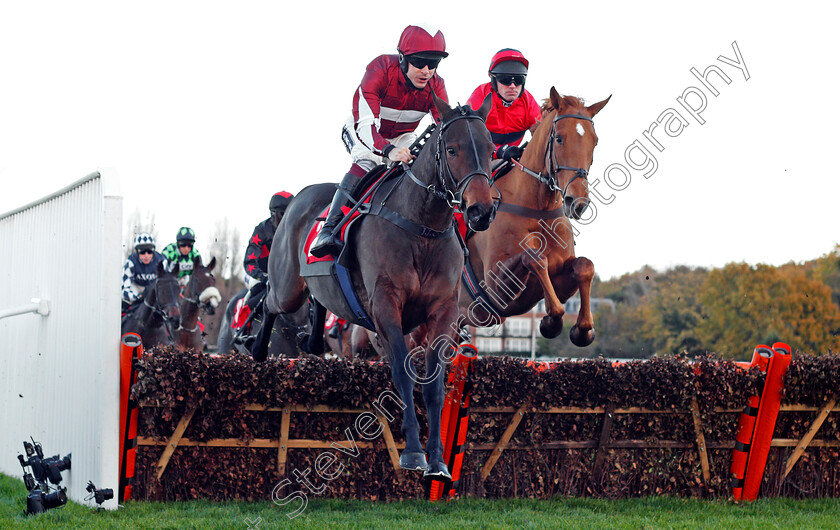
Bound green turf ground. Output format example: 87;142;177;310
3;473;839;529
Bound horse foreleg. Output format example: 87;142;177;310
340;327;353;359
303;300;327;355
371;292;425;471
251;308;277;362
515;251;567;339
420;302;457;480
568;257;595;347
350;325;367;358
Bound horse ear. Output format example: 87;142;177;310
433;91;452;121
207;256;217;272
171;262;180;276
157;260;166;275
587;95;611;117
549;86;562;110
193;255;201;269
476;93;492;121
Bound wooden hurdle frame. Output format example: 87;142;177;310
137;399;840;485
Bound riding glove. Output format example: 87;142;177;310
495;145;524;162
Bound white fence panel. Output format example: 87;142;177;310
0;170;122;509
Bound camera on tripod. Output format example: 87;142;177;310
17;437;70;515
86;481;114;506
20;438;71;486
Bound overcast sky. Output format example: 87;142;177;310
1;1;837;280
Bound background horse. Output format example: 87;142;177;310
175;257;221;352
324;319;383;360
121;262;182;349
459;87;609;346
255;95;496;479
217;287;307;357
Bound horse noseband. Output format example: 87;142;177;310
434;112;492;207
548;113;593;195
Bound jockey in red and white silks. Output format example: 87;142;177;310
311;23;451;259
345;52;448;174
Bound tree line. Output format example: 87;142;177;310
539;246;840;360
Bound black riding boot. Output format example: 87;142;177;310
310;172;359;258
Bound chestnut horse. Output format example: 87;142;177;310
254;96;496;479
459;88;609;345
175;257;221;352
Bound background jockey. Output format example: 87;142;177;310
310;23;450;258
467;48;541;163
242;191;295;310
122;232;166;313
162;226;203;286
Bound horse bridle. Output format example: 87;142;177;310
143;276;181;341
178;276;202;333
513;111;593;199
180;272;213;307
405;106;493;208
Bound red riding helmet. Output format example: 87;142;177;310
397;24;448;57
489;48;529;74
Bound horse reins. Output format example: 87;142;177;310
511;111;593;201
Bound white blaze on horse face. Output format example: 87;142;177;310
576;123;585;137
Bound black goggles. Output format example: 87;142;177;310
495;74;526;86
138;249;154;255
407;55;442;70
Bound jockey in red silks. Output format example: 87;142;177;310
467;48;542;163
309;23;450;258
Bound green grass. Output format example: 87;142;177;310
2;473;839;529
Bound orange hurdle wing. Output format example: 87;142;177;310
741;342;792;501
119;333;143;502
730;345;772;500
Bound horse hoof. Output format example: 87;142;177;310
539;315;563;339
251;345;267;362
399;452;428;471
423;461;451;480
570;325;595;347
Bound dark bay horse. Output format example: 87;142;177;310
255;95;496;479
121;262;182;349
459;88;609;345
217;287;308;356
175;257;221;352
